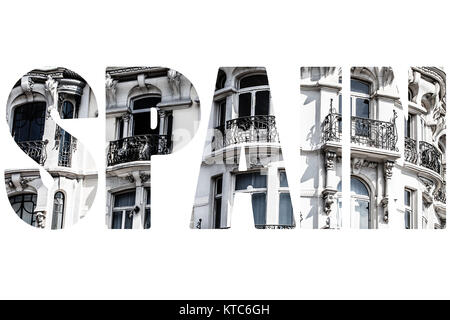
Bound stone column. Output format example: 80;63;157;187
158;110;166;135
322;150;337;228
122;113;131;138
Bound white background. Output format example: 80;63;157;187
0;0;449;299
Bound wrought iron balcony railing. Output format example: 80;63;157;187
212;115;279;151
322;113;342;143
58;141;73;167
107;134;170;166
17;140;48;165
322;112;398;152
351;116;398;151
404;138;442;175
255;224;295;229
404;137;418;164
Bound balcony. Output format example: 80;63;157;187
404;138;442;175
322;112;398;152
211;115;279;151
17;140;48;165
107;134;170;166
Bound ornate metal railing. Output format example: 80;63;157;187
212;115;279;151
322;113;342;143
322;112;398;151
404;137;418;164
107;134;170;166
17;140;48;165
58;141;72;167
351;116;398;151
419;141;442;174
255;224;295;229
404;139;442;175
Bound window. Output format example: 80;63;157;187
351;79;370;137
144;187;151;229
52;192;65;230
338;177;370;229
12;102;46;142
351;178;370;229
215;69;227;90
404;189;413;229
278;171;294;227
238;74;270;118
132;96;161;136
58;101;74;167
422;216;428;229
405;113;413;138
216;99;226;128
235;172;267;226
213;176;223;228
420;118;425;141
112;190;136;229
9;193;38;227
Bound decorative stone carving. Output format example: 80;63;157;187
380;197;389;222
140;173;150;183
125;174;135;183
36;211;46;229
322;189;337;229
325;151;337;170
384;160;394;179
167;69;181;97
352;158;378;174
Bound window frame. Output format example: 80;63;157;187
144;187;151;229
237;74;271;118
278;169;294;227
233;170;268;227
9;193;38;227
404;188;414;229
52;191;65;230
130;95;161;137
350;78;371;119
212;175;223;229
111;189;136;229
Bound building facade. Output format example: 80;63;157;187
105;67;200;229
300;67;446;229
5;67;98;229
192;67;295;229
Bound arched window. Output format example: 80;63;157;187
238;74;270;118
52;192;65;230
215;69;227;90
337;177;371;229
351;177;370;229
9;193;38;227
132;96;161;136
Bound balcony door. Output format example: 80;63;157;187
238;74;270;118
337;177;371;229
351;79;370;138
132;96;161;136
350;177;370;229
12;102;46;143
